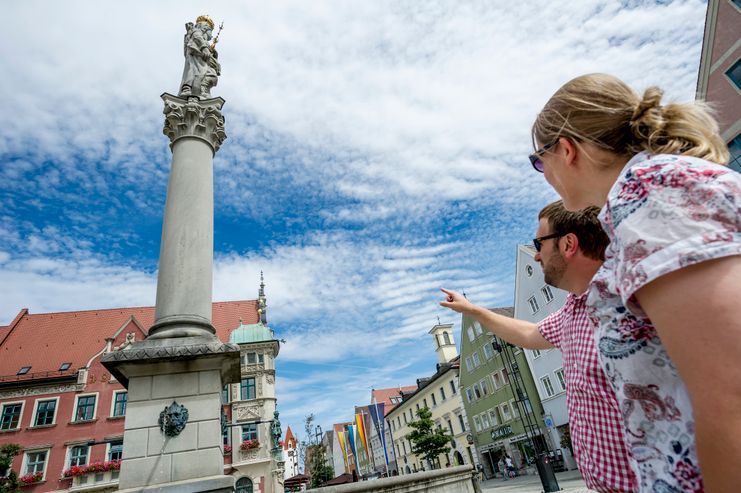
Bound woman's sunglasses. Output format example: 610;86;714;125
529;138;559;173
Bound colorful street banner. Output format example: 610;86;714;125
337;430;349;470
368;401;389;465
355;413;370;458
346;423;359;471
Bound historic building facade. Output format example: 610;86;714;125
458;308;551;479
0;280;287;493
384;323;478;475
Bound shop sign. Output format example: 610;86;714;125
491;425;512;439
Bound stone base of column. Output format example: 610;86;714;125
147;314;217;340
116;474;235;493
102;338;240;491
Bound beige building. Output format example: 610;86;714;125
385;323;479;475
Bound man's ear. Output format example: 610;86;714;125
561;232;580;258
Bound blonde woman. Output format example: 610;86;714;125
530;73;740;492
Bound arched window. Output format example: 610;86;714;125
443;332;451;345
236;477;253;493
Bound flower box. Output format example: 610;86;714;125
240;439;260;450
19;471;43;485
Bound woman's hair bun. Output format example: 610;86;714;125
630;86;665;142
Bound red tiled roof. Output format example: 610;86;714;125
371;386;417;416
0;301;259;378
283;425;297;450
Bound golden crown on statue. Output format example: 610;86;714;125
196;15;215;29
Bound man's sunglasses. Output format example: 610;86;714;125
529;138;559;173
533;232;564;252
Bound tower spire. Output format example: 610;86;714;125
258;271;267;324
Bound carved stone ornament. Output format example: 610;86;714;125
159;401;189;437
0;383;82;400
161;93;227;153
234;402;263;422
266;374;274;384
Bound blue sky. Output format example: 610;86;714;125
1;0;707;440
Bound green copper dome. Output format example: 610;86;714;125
229;322;276;344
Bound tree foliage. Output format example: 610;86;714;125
308;444;334;488
406;407;452;469
0;444;21;493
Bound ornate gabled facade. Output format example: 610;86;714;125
224;298;284;493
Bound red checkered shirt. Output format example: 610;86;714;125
539;293;638;493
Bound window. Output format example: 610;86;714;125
726;58;741;91
390;396;401;404
483;343;493;359
502;368;510;384
555;368;567;392
473;415;482;432
450;380;457;394
480;379;489;396
403;413;408;424
457;414;466;432
510;399;520;418
69;445;89;467
467;326;475;342
447;419;454;435
112;392;127;417
492;372;502;390
241;424;258;441
17;366;31;375
489;409;499;427
500;403;512;421
34;399;57;426
241;352;263;365
473;384;481;399
439;387;446;401
75;395;96;421
431;394;437;406
465;357;473;371
728;134;741;173
108;440;123;461
541;285;554;303
222;385;230;404
481;412;490;429
541;376;556;397
525;265;533;277
240;378;256;400
532;349;542;358
473;322;483;336
443;332;451;345
527;296;540;314
24;450;47;477
415;403;420;412
0;403;22;430
472;351;480;367
466;387;474;403
236;477;253;493
59;362;72;371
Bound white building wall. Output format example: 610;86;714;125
513;244;576;470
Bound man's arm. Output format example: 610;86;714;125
635;255;741;492
440;288;554;350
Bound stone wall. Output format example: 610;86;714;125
309;465;479;493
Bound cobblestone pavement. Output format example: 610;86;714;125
480;469;596;492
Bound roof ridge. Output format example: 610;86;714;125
19;299;258;318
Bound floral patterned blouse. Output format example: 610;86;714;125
587;152;741;492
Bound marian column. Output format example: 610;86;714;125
103;15;239;493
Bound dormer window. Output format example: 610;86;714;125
59;363;71;371
17;366;31;375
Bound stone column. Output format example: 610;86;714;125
149;94;227;339
102;94;239;493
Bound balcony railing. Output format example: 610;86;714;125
69;470;119;491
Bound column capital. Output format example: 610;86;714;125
161;93;227;153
